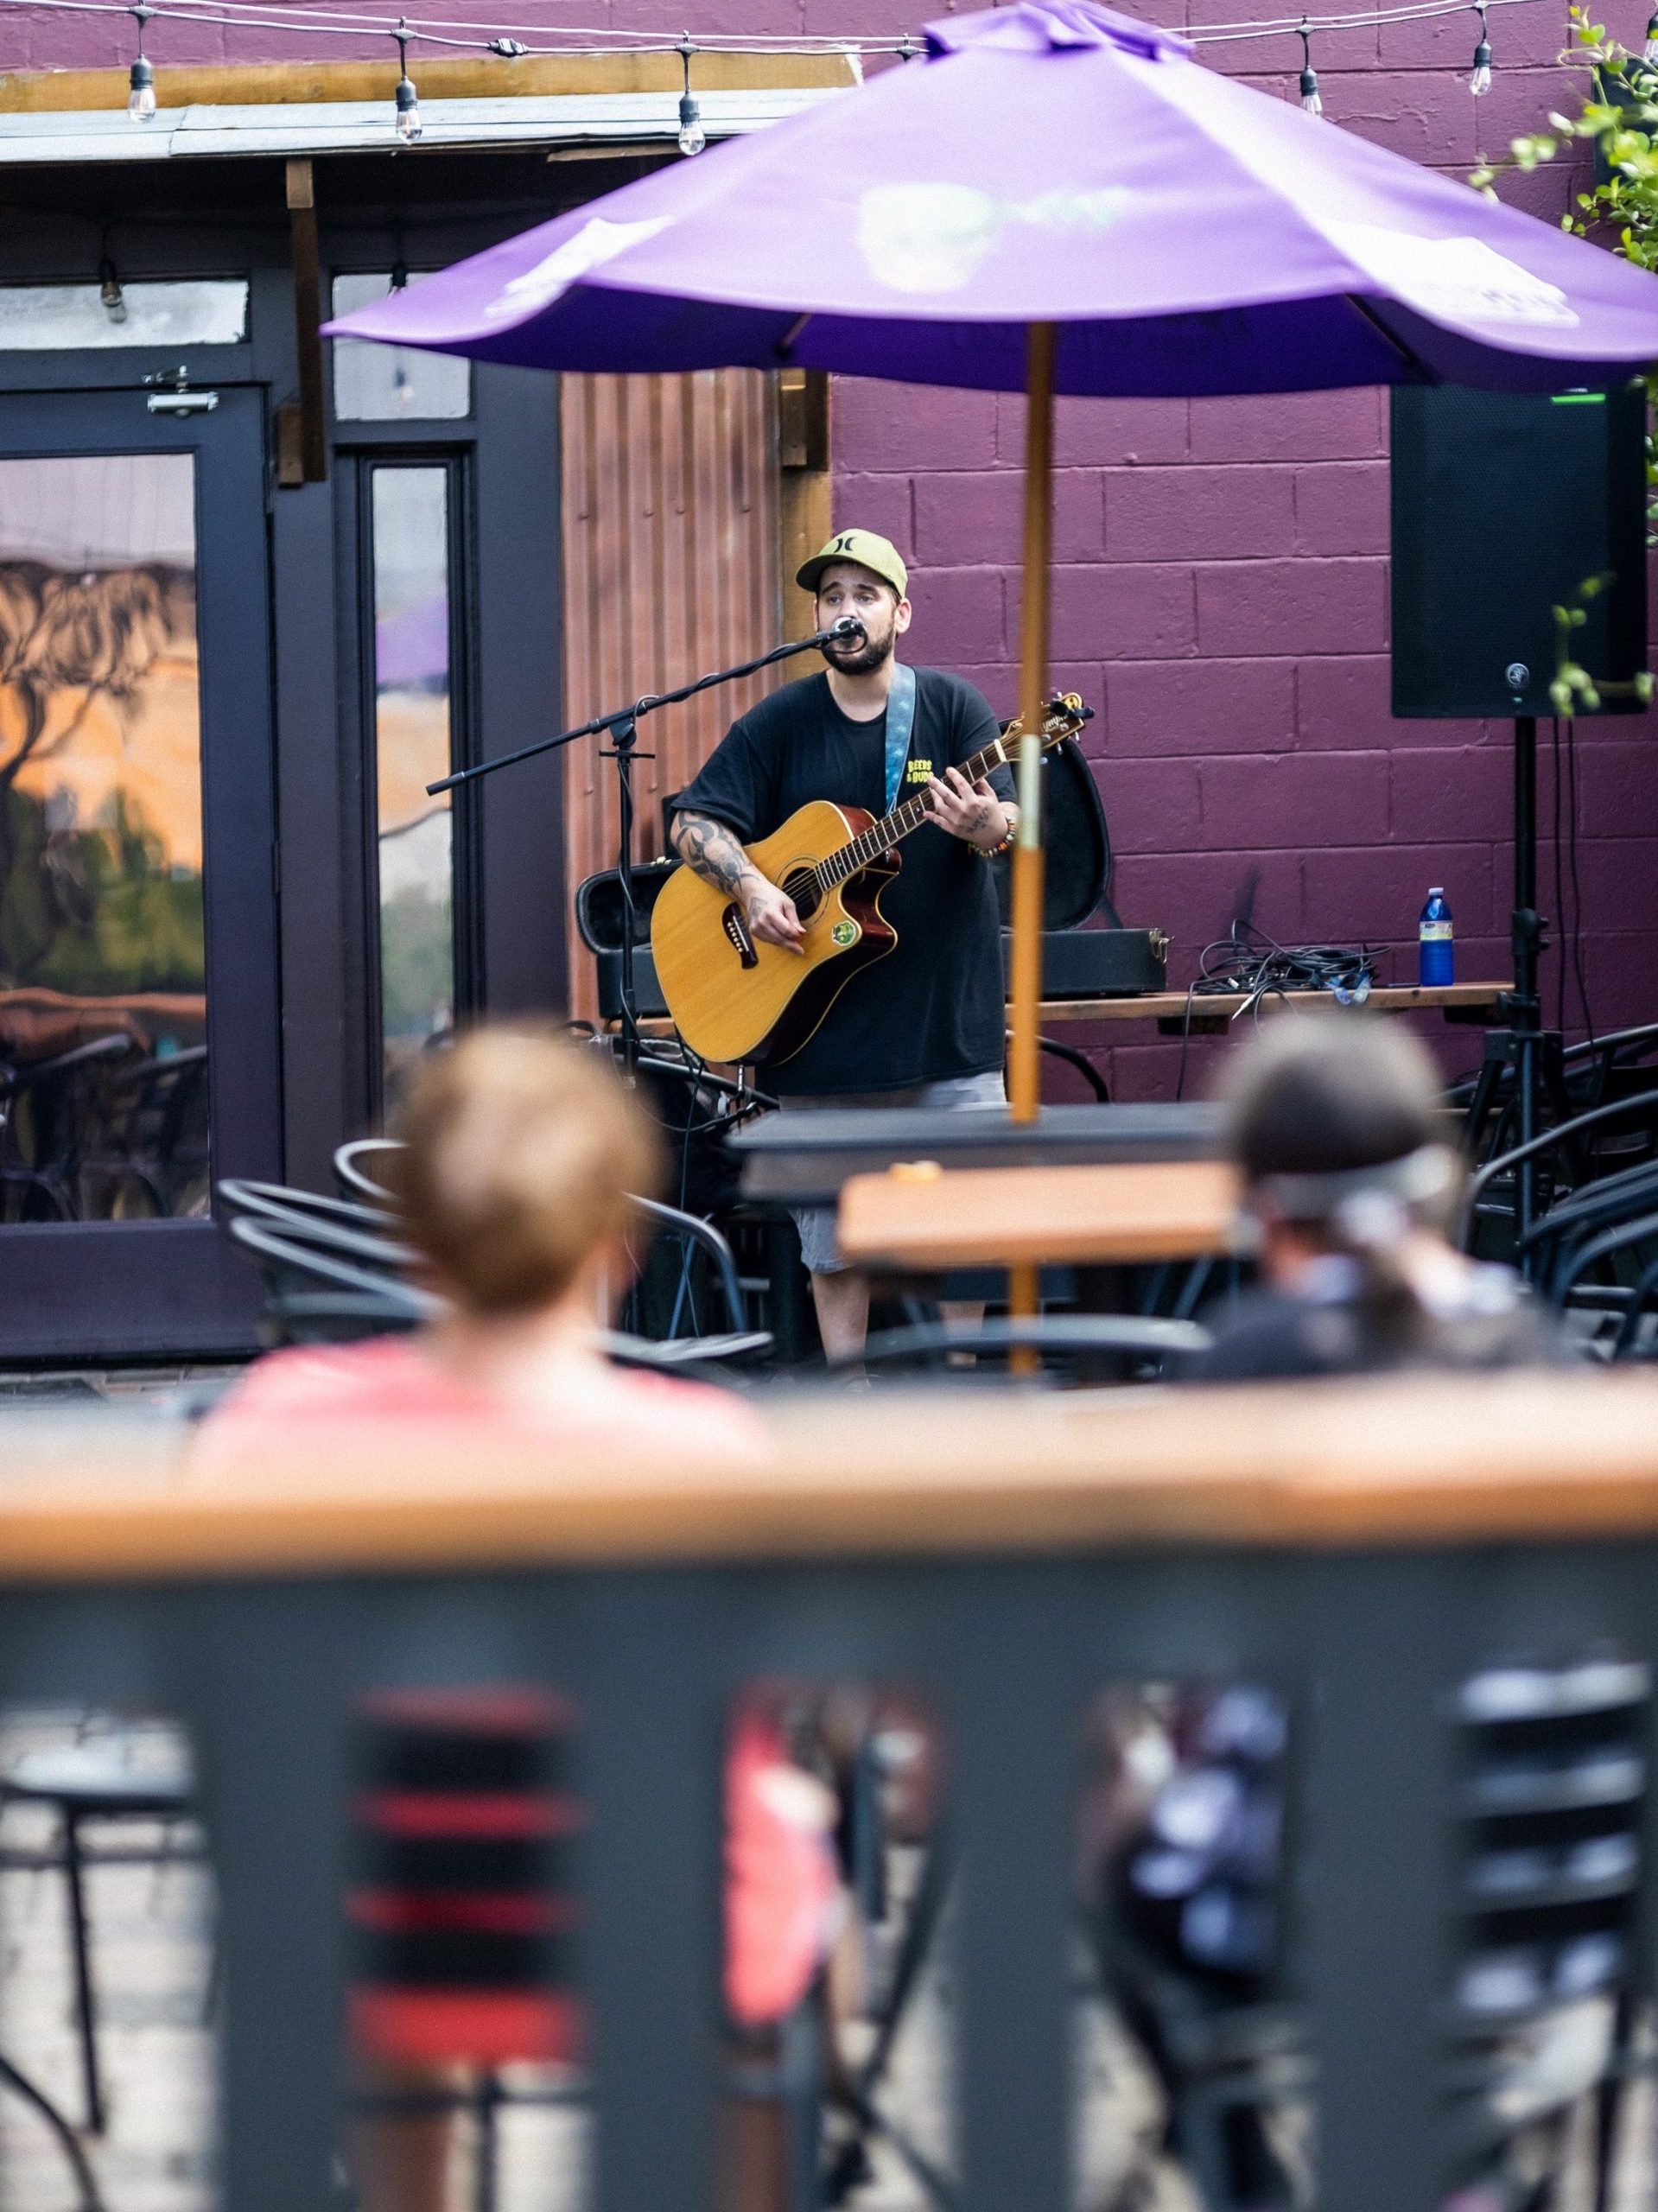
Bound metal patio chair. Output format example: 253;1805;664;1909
0;1734;200;2139
842;1313;1210;1385
1459;1090;1658;1268
332;1136;403;1207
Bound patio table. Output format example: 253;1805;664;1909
1035;980;1513;1035
837;1158;1242;1275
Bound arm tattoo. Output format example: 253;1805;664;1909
672;810;760;901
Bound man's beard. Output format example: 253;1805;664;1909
822;625;895;677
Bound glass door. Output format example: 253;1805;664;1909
0;388;279;1357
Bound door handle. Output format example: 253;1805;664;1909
143;366;219;416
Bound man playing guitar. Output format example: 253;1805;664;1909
670;530;1018;1361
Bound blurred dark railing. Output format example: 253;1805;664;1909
3;1374;1658;2212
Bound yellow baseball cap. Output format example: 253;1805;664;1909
796;528;909;601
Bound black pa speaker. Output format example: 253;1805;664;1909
1390;384;1647;720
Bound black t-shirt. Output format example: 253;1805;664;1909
674;665;1015;1096
1190;1265;1567;1382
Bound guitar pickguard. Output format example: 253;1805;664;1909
721;903;759;969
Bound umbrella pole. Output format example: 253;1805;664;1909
1007;322;1055;1337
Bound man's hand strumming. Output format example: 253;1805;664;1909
745;879;806;953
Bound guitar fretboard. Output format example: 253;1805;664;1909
804;705;1077;896
809;733;1012;893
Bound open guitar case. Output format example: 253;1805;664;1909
573;738;1166;1026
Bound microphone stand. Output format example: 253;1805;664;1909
427;624;857;1071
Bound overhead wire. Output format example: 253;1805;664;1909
0;0;1569;60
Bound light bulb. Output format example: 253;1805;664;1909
395;73;422;142
128;54;156;121
1299;65;1322;113
1470;38;1491;92
677;92;705;156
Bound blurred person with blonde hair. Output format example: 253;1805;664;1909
1193;1014;1563;1382
203;1026;746;1446
198;1028;840;2212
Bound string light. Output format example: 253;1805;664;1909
0;0;1597;75
1470;0;1492;92
126;0;156;119
677;32;704;156
392;15;420;140
1297;17;1323;111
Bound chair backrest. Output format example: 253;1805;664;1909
333;1138;404;1207
225;1216;440;1344
1460;1089;1658;1249
329;1141;752;1342
631;1193;748;1335
851;1313;1211;1380
574;860;679;953
1563;1020;1658;1110
1518;1158;1658;1291
1552;1205;1658;1307
219;1188;420;1274
219;1177;397;1234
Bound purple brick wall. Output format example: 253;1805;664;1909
6;0;1654;1104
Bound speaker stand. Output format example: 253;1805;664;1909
1464;715;1569;1262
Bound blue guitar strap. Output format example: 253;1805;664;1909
883;661;918;816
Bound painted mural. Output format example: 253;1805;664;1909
0;454;209;1217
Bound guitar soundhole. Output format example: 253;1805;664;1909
784;870;821;925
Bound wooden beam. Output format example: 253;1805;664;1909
777;372;832;644
0;1376;1657;1577
285;157;327;486
0;48;858;114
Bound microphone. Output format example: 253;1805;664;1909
823;615;867;644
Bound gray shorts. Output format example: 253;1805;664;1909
779;1070;1007;1277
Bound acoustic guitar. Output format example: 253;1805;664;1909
651;692;1092;1065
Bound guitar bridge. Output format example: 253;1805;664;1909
721;903;759;969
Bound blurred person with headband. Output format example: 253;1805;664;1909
1192;1014;1564;1382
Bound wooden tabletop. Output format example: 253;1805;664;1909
837;1159;1242;1270
1036;981;1513;1027
621;982;1512;1044
3;1375;1658;1577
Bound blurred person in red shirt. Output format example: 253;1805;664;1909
197;1029;839;2212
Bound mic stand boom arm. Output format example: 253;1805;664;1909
424;624;859;1069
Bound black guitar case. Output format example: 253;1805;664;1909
993;737;1166;996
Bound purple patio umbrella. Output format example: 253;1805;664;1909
329;0;1658;1171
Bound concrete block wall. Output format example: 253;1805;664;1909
824;0;1658;1101
5;0;1654;1104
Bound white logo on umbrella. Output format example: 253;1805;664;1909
1330;222;1579;328
484;217;673;321
858;183;1128;295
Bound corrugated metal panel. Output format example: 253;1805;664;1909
0;88;841;163
561;368;782;1021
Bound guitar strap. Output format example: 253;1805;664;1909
883;661;918;816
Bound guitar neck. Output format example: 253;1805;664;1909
816;731;1016;891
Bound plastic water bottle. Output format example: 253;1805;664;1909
1419;887;1455;987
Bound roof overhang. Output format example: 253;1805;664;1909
0;86;844;164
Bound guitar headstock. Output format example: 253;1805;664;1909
998;691;1096;755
